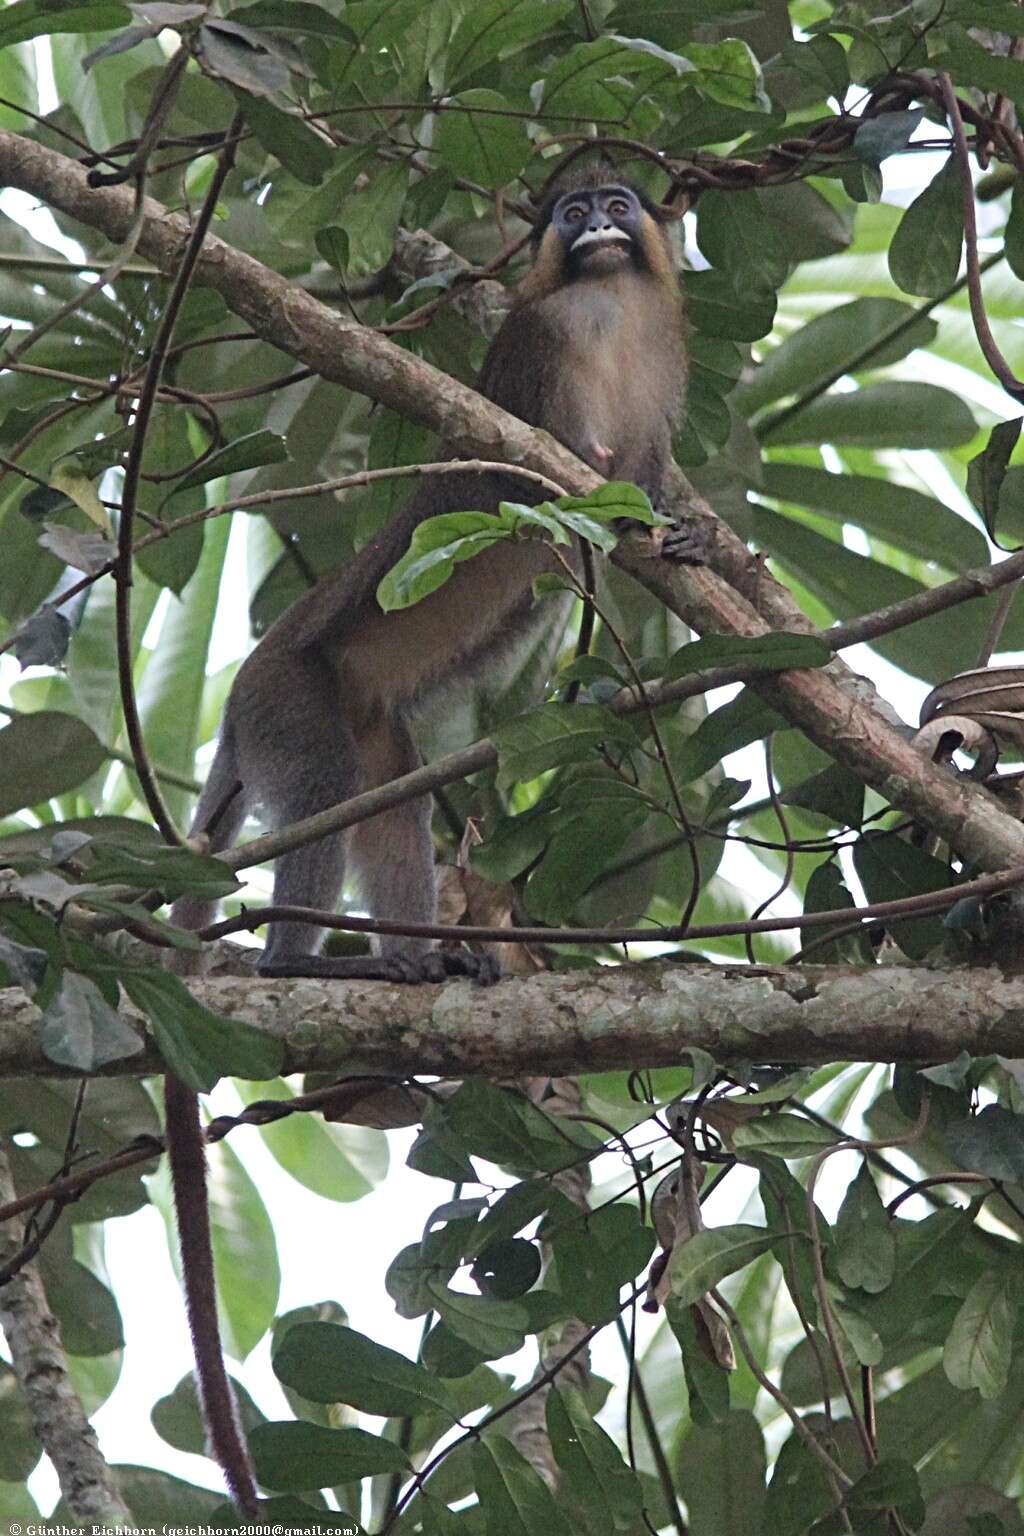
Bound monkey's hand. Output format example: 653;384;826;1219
659;515;716;566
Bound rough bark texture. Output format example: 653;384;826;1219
1;129;1023;878
3;963;1024;1077
0;1148;132;1526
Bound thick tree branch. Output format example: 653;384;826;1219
1;130;1023;876
2;964;1024;1078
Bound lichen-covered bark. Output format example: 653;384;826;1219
2;963;1024;1078
0;1149;132;1526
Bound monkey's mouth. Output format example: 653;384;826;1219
570;228;631;258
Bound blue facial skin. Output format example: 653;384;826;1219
550;185;644;273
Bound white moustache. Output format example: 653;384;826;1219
570;226;631;252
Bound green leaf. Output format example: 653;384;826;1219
834;1162;896;1294
684;268;777;341
169;429;288;498
273;1324;459;1418
765;382;977;449
152;1370;264;1456
698;189;787;293
945;1105;1024;1181
675;690;787;783
550;1203;655;1325
555;481;661;525
732;1113;839;1159
888;160;964;298
546;1386;643;1534
683;37;770;112
744;298;939;416
663;630;830;682
852;834;953;961
241;97;333;186
447;0;571;85
470;1238;541;1299
0;931;48;993
967;418;1024;545
0;712;107;816
844;1457;925;1526
40;969;143;1071
493;703;637;790
669;1224;778;1307
122;968;283;1091
377;509;516;611
198;17;289;96
524;794;645;923
250;1421;410;1491
854;110;924;163
945;1265;1019;1400
236;1078;385;1202
427;1282;528;1359
315;224;349;273
676;1410;766;1534
472;1434;575;1536
435;90;530;189
0;0;128;48
439;1081;601;1175
228;1;356;41
762;461;988;574
334;162;408;276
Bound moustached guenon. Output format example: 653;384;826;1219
166;166;688;1512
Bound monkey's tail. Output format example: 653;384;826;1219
165;721;258;1512
164;1075;260;1513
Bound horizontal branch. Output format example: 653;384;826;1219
2;130;1024;876
2;963;1024;1078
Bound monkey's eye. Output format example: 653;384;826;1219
564;204;586;223
608;198;631;218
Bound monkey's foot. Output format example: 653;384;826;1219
257;950;500;985
660;518;715;565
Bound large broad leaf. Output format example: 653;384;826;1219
676;1411;767;1535
888;160;964;298
764;382;976;449
471;1434;575;1536
761;461;987;573
669;1224;778;1307
273;1323;459;1418
123;969;283;1090
0;712;107;815
943;1270;1019;1400
235;1079;387;1202
545;1386;644;1534
0;0;128;47
435;90;530;188
742;297;938;415
250;1421;410;1491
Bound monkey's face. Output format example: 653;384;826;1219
552;185;644;275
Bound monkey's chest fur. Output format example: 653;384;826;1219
239;265;684;731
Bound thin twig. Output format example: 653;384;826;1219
940;74;1024;401
115;115;243;844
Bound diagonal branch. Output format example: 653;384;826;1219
0;129;1022;875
